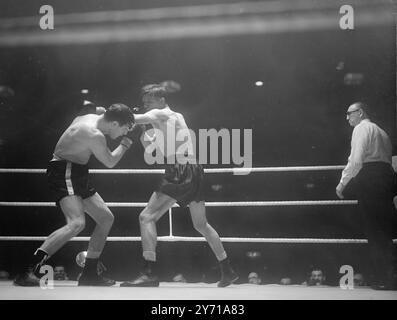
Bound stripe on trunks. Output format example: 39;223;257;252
65;162;75;195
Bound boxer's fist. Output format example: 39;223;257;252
125;124;145;142
96;106;106;114
120;136;133;149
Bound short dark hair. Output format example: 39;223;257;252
104;103;134;127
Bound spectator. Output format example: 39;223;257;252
248;272;262;285
353;273;367;287
172;273;187;283
0;270;10;280
280;277;292;285
302;268;326;286
54;265;69;281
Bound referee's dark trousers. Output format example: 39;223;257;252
354;162;397;285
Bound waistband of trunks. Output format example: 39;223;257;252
49;159;90;171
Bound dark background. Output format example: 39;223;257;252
0;0;395;285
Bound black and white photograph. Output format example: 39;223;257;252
0;0;396;307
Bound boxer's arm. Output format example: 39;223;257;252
95;106;106;115
338;126;367;186
134;109;169;124
336;125;368;198
87;131;130;168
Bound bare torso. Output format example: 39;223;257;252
150;108;194;159
53;114;101;164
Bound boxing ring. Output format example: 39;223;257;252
0;165;396;300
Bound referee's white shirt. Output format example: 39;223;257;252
340;119;392;186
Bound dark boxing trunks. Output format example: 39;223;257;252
157;162;205;207
46;160;96;205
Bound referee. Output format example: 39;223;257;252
336;102;396;290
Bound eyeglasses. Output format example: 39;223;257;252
346;109;361;116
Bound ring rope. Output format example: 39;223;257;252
0;165;346;174
0;200;358;207
0;166;367;245
0;236;395;244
